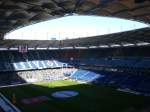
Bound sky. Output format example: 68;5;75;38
4;15;148;40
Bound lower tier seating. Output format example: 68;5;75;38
70;69;103;82
93;71;150;95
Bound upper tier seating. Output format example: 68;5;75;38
0;48;150;72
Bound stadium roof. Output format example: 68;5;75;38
1;27;150;49
0;0;150;39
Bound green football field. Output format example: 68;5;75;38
0;80;150;112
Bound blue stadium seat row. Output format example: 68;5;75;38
66;69;150;95
0;50;150;71
0;60;68;72
70;69;101;82
94;71;150;95
67;58;150;69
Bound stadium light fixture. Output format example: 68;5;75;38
74;47;87;49
110;44;121;47
36;48;47;50
0;48;9;50
136;42;150;46
48;47;59;50
89;46;97;48
28;48;36;50
60;47;74;49
9;48;18;50
99;45;109;48
122;43;135;47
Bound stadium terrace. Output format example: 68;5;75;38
0;0;150;112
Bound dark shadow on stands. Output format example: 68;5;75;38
0;71;26;86
2;46;150;63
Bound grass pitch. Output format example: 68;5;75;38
0;80;150;112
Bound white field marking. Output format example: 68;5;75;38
52;91;79;98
